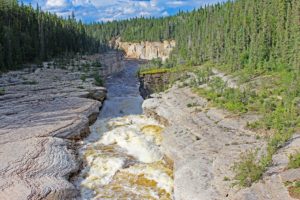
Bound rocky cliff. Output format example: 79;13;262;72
141;72;299;200
139;71;187;99
111;38;176;61
0;51;124;200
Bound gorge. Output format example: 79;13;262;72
0;0;299;199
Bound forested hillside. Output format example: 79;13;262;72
89;0;299;72
86;16;176;44
0;0;101;71
2;0;298;73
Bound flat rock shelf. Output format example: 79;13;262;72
0;61;107;200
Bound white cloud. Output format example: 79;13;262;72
46;0;67;7
25;0;225;22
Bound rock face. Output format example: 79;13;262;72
139;72;172;99
111;38;176;61
0;52;126;199
139;71;186;99
142;84;297;200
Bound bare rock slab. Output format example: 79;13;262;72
0;54;113;199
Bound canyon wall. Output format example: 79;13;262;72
111;38;176;62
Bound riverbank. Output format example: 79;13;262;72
139;67;299;200
0;52;122;199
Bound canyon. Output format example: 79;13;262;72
0;43;299;200
111;38;176;61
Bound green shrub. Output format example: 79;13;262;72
0;88;5;95
139;67;171;75
93;61;102;68
94;73;104;86
288;181;300;199
288;152;300;169
80;74;87;82
233;150;263;187
187;103;199;108
24;80;38;85
195;67;212;84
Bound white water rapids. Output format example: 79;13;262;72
74;60;173;199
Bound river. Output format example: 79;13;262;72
74;60;174;200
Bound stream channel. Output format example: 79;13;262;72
74;60;174;200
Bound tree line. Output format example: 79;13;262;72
0;0;101;71
89;0;299;74
1;0;299;74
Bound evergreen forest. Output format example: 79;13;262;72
0;0;101;71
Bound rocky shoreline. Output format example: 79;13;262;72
141;79;299;200
0;52;123;200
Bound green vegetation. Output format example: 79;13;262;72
80;74;87;82
233;151;263;187
288;152;300;169
93;73;104;86
0;87;5;95
286;181;300;199
0;0;298;188
191;69;299;186
139;67;171;76
92;61;102;68
0;0;101;71
193;77;251;113
187;103;199;108
89;0;299;73
24;80;38;85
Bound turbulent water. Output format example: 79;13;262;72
75;60;174;200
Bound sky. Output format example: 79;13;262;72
21;0;225;23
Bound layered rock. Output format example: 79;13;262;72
0;52;126;199
142;83;297;200
139;71;187;99
139;72;172;99
111;38;176;61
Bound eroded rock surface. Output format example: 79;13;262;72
111;38;176;62
0;54;112;199
142;84;297;200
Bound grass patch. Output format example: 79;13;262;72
0;88;5;96
287;181;300;199
187;103;199;108
139;67;171;75
233;150;263;187
92;61;102;68
288;152;300;169
94;73;104;86
24;80;38;85
80;74;87;82
189;64;300;187
192;77;252;114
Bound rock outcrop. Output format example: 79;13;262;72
139;71;187;99
0;52;124;200
139;72;172;99
142;83;297;200
111;38;175;61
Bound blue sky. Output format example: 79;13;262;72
21;0;225;23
